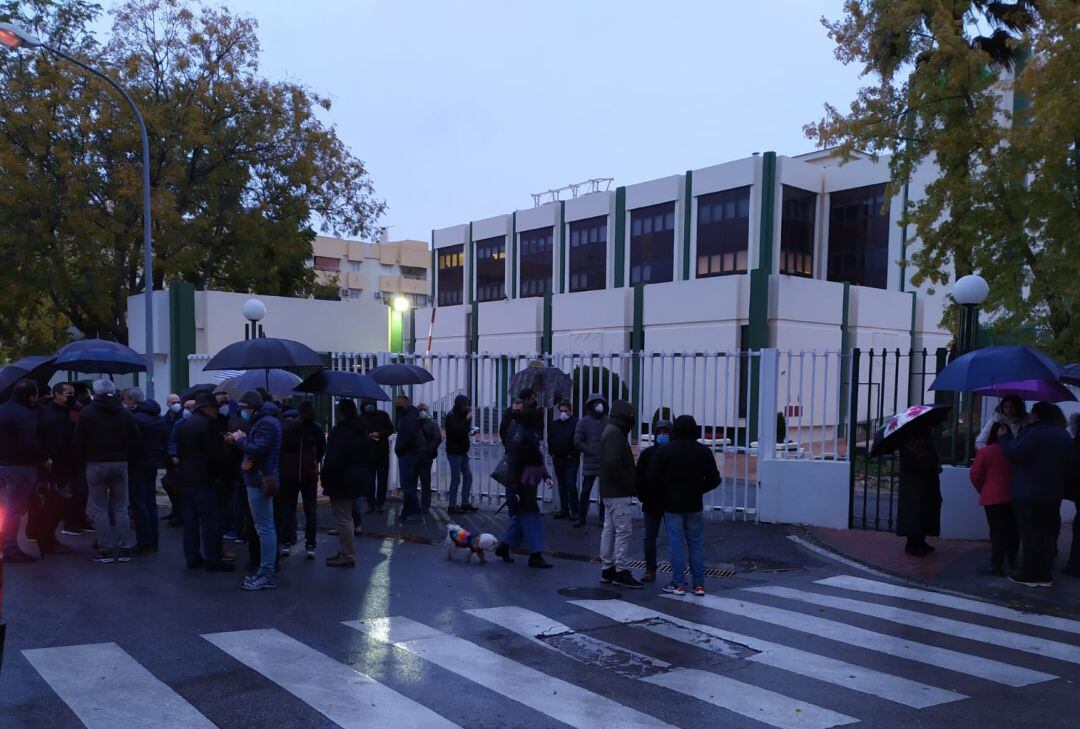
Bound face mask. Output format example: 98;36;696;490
558;412;570;421
218;406;228;417
64;395;76;407
593;404;605;415
419;411;430;420
363;404;376;414
656;434;670;445
182;409;192;419
170;402;182;413
240;410;251;421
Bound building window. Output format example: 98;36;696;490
827;183;889;289
313;255;340;272
779;186;816;278
400;265;426;281
475;236;506;303
519;227;553;298
568;216;607;292
348;260;361;273
349;290;360;300
695;187;750;278
437;244;464;307
629;202;675;285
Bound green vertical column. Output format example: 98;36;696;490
542;290;553;354
906;290;918;407
681;170;693;280
613;186;626;288
168;282;195;393
558;200;566;294
630;282;644;439
747;151;777;436
510;211;518;299
470;300;479;354
390;310;403;353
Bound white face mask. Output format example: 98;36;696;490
558;412;570;421
182;409;192;418
593;404;605;414
169;402;182;413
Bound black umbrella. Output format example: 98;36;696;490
509;365;574;408
54;340;147;374
870;404;952;457
295;370;390;401
180;383;217;401
1061;364;1080;387
0;355;57;399
56;338;132;355
222;368;303;398
368;363;434;386
202;338;323;371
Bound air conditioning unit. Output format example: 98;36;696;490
373;291;383;300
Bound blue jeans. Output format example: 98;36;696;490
447;454;472;507
183;486;222;565
397;453;421;516
643;512;663;572
552;457;579;516
130;466;160;549
0;465;36;555
501;488;544;553
666;511;705;588
246;486;277;574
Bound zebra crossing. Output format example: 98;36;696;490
20;575;1080;728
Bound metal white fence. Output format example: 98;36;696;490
329;349;852;522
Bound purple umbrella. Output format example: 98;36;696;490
974;379;1077;403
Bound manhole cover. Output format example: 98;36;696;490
557;587;623;600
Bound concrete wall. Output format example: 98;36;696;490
939;466;1079;540
126;290;172;398
643;276;744;352
758;459;851;529
552;288;632;353
415;304;467;354
478;298;542;354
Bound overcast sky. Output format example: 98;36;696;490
114;1;865;241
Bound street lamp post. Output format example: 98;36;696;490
952;274;989;463
391;295;412;354
242;298;267;340
1;22;156;398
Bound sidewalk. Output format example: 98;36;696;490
806;521;1080;618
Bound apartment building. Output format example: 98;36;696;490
311;235;431;308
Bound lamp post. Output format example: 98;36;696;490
953;274;989;355
242;298;266;340
1;22;156;398
390;295;412;354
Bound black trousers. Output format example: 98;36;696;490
577;475;605;524
417;457;433;511
182;486;222;566
366;456;390;509
984;503;1020;568
63;470;89;530
276;476;318;547
1013;500;1060;581
1067;513;1080;570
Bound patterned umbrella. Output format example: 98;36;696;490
508;365;574;408
870;404;952;457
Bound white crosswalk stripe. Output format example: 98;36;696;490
746;585;1080;665
467;605;859;729
203;628;461;728
570;598;966;709
670;593;1056;686
21;643;216;729
815;575;1080;636
344;615;676;729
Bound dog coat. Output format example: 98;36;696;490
448;525;476;550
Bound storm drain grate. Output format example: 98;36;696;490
622;559;736;578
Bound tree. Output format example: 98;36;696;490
0;0;384;356
805;1;1080;360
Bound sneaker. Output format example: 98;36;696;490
305;546;317;560
447;505;463;515
60;528;84;537
223;531;238;541
600;566;616;584
233;536;247;545
326;554;356;568
692;585;706;596
528;553;553;569
613;570;643;589
279;545;292;557
116;549;134;563
642;569;656;583
93;551;115;564
662;583;685;596
461;504;478;513
1009;575;1045;588
242;572;278;590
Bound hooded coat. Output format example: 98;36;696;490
599;399;636;499
321;415;373;500
359;404;394;462
896;430;942;538
132;400;169;472
443;395;473;455
646;415;720;513
73;396;140;463
573;393;609;476
1000;422;1075;503
175;408;229;490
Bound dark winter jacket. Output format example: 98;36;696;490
360;407;394;463
573;393;609;476
635;445;663;515
506;409;546;514
394;405;421;458
443;396;473;455
418;415;442;461
73;396;141;463
599;399;636;499
37;401;77;473
132;400;169;472
321;416;373;500
547;415;579;460
280;418;326;485
646;416;720;513
175;409;229;490
1000;422;1074;503
896;432;942;538
242;402;282;487
0;400;49;466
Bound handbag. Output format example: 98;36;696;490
260;473;280;497
491;457;512;487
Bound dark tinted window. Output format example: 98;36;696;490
475;236;506;303
568;216;607;292
629;202;675;285
827;183;889;289
779;186;816;278
436;244;464;307
519;227;553;298
696;187;750;278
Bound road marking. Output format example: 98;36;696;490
747;586;1080;666
667;594;1055;686
816;575;1080;636
571;599;966;709
203;629;459;729
22;643;215;729
786;535;895;579
644;668;858;729
469;605;857;729
344;615;674;729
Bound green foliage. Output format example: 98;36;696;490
0;0;384;354
806;1;1080;360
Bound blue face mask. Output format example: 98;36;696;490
240;410;251;421
656;434;670;445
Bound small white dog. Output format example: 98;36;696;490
445;523;499;564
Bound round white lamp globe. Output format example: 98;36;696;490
392;295;410;313
242;297;267;322
953;274;989;306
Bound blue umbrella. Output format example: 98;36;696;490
57;338;132;355
203;337;323;371
368;363;434;386
222;369;302;397
1061;364;1080;387
0;355;57;398
294;370;390;401
54;341;147;374
930;346;1062;393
